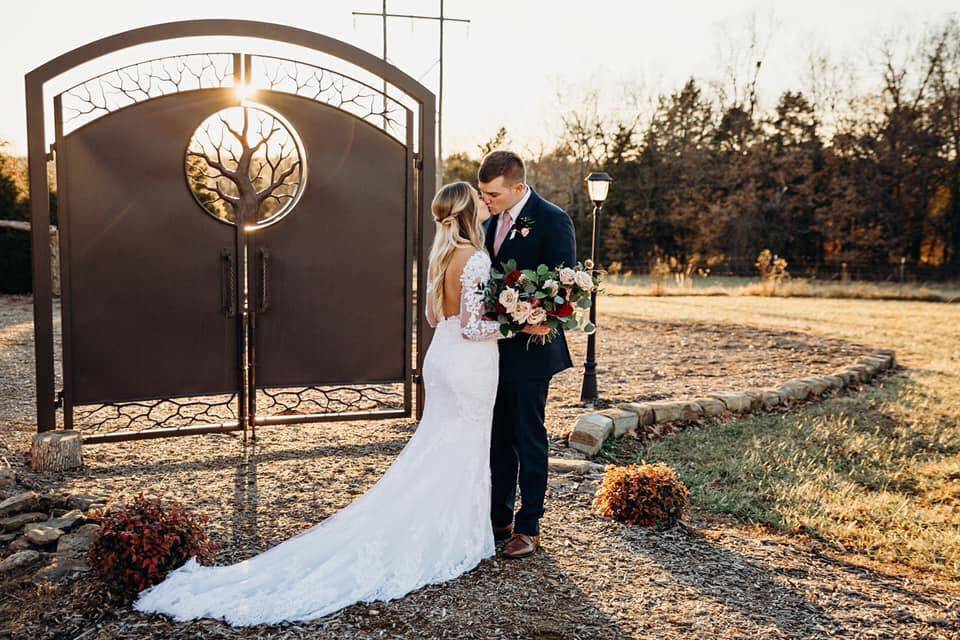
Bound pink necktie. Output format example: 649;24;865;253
493;212;512;255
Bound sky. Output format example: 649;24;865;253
1;0;957;159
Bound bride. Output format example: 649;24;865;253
133;182;513;626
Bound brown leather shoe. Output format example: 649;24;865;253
502;533;540;559
492;523;513;542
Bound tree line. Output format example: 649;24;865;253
447;18;960;280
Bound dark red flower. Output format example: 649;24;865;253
505;270;522;286
549;302;574;318
495;303;507;313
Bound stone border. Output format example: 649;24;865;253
565;349;897;457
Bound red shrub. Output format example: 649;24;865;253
87;493;219;601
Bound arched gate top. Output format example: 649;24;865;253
26;18;435;113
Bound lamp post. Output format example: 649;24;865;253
580;172;612;405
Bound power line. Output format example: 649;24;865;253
353;1;470;188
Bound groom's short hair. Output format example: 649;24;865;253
478;150;525;185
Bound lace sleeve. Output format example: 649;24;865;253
459;252;504;341
424;278;438;328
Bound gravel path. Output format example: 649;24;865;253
1;294;956;639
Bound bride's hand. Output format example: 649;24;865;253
522;324;551;336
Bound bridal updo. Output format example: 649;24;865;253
427;181;487;322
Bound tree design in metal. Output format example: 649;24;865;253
258;384;405;416
249;55;408;143
61;54;233;135
74;394;239;434
185;104;306;227
72;384;404;436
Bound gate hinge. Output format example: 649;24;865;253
412;370;422;384
54;389;64;409
46;143;56;162
413;153;423;170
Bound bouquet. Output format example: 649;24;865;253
482;258;603;347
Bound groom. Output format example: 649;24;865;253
478;150;577;559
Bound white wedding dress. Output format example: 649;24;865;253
133;251;503;626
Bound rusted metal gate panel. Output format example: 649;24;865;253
58;89;240;406
251;91;409;389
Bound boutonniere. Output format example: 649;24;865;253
510;216;535;240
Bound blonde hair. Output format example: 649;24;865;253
427;182;487;321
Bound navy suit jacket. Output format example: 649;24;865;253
483;187;577;381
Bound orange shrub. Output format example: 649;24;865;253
592;463;690;527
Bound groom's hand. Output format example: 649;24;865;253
522;325;551;336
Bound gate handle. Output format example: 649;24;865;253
257;248;270;313
221;249;237;317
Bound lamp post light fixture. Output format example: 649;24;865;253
580;172;612;405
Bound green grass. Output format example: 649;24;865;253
602;295;960;579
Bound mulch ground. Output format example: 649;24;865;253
1;294;957;639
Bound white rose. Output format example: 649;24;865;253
584;259;594;269
574;271;594;291
498;288;520;312
558;267;576;285
543;279;560;296
510;300;533;324
527;307;548;325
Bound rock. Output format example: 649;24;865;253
25;526;64;546
619;403;654;426
0;533;17;544
874;349;897;367
693;398;726;417
599;408;639;436
0;469;14;492
1;511;46;532
860;356;888;374
0;549;41;572
30;430;83;472
710;392;753;413
778;380;812;401
0;492;41;518
798;377;830;395
33;555;90;582
548;458;606;475
822;374;845;390
9;537;33;552
647;401;682;422
35;509;84;532
833;369;858;386
648;401;702;422
759;389;782;409
67;494;109;511
849;364;872;382
863;354;891;370
568;414;614;457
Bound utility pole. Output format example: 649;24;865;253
353;1;469;188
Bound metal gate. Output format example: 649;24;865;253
26;21;436;443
